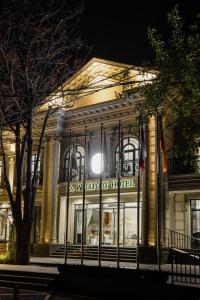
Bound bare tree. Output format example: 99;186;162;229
0;0;85;264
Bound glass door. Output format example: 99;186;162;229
86;205;99;245
102;203;124;246
102;209;114;245
74;202;141;246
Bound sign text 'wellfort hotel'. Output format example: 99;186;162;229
69;178;136;193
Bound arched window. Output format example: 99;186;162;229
65;145;85;181
115;137;139;177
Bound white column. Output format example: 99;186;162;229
40;134;60;243
50;136;60;243
8;157;15;192
169;192;175;231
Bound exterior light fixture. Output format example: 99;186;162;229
91;153;104;174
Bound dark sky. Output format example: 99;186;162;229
82;0;200;66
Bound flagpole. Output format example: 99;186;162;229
64;129;72;264
117;120;121;268
156;112;161;271
120;126;124;177
81;126;87;265
98;123;103;267
136;117;141;269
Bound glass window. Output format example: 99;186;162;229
32;206;41;243
115;137;139;176
0;208;11;241
31;155;40;183
191;199;200;247
74;202;141;246
65;145;85;181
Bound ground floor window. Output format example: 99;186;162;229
74;202;141;246
32;206;41;243
191;199;200;241
0;208;12;241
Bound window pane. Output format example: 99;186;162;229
191;200;200;210
124;144;134;151
115;137;139;177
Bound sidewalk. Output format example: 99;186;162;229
29;256;170;272
0;258;199;299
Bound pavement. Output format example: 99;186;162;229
0;257;199;299
29;256;167;272
0;257;167;299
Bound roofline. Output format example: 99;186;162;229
63;57;137;87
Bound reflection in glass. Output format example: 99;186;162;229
74;202;141;246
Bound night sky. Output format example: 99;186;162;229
82;0;200;66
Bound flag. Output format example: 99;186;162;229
160;118;167;174
120;127;124;176
139;124;146;172
103;130;108;176
71;143;78;179
87;139;91;176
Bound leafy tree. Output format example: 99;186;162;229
140;6;200;168
0;0;85;264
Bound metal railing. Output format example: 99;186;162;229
170;249;200;285
115;159;139;177
169;230;200;285
168;230;200;251
168;156;200;175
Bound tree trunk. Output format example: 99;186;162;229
15;221;32;265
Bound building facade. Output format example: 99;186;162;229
0;58;199;261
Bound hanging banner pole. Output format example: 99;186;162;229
156;112;161;271
98;123;103;267
64;129;72;264
81;126;87;265
136;117;141;269
117;120;121;268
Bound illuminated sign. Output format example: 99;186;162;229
69;178;135;192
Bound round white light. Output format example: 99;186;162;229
91;153;104;174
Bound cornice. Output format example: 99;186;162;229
63;95;142;130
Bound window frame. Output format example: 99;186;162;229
115;137;139;177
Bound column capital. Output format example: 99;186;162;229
44;132;61;142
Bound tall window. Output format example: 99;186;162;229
115;137;138;176
65;145;85;181
191;199;200;248
31;154;40;183
196;147;200;173
0;211;7;241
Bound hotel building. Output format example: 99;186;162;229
0;58;199;263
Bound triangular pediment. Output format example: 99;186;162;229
45;58;155;110
63;57;135;89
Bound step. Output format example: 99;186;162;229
50;245;137;262
0;274;52;284
0;279;48;291
0;270;56;278
0;270;57;291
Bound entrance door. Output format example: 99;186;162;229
102;204;124;246
102;209;114;245
74;202;141;246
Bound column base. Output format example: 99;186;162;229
139;246;170;264
32;243;63;257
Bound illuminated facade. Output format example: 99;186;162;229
0;58;199;262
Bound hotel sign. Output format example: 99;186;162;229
69;178;136;193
